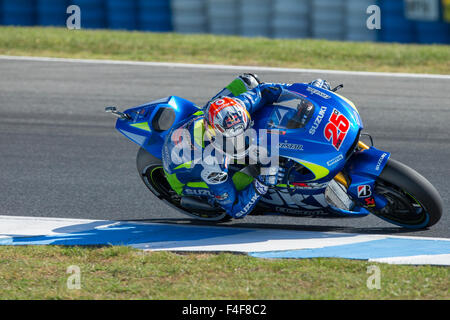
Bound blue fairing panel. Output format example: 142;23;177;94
251;83;363;182
345;147;390;180
115;96;201;159
345;147;391;210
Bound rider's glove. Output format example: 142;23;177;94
239;73;261;90
253;166;279;196
309;79;331;91
257;166;282;188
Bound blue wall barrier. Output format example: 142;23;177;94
137;0;172;32
37;0;69;26
0;0;448;44
378;0;450;44
416;21;450;44
1;0;36;26
106;0;137;30
72;0;106;29
378;0;417;43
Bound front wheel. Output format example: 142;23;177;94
372;159;443;229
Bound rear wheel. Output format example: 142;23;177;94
372;159;443;229
136;147;230;222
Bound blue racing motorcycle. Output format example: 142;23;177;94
106;82;442;229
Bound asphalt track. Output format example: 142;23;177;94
0;57;449;239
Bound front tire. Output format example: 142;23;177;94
136;147;230;222
373;159;443;229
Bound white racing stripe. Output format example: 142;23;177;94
0;215;449;265
370;254;450;265
141;232;383;252
0;215;101;236
1;55;449;79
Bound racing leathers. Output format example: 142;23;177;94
162;77;330;219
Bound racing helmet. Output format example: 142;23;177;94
204;97;252;159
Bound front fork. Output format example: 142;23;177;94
334;142;390;212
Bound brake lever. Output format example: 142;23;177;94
105;106;131;120
331;84;344;92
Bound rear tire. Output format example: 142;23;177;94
373;159;443;229
136;147;231;222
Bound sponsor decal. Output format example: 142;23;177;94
352;110;361;127
267;129;286;135
214;99;226;106
364;196;376;207
291;182;328;190
275;207;299;214
357;185;372;198
278;142;304;151
323;109;350;151
309;106;327;135
275;207;328;216
326;154;344;167
235;193;260;217
201;168;228;185
253;179;269;195
184;189;211;196
307;86;331;99
375;153;388;171
224;112;242;128
275;207;330;216
214;193;229;201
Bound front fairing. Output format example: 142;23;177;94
252;83;363;183
344;147;391;210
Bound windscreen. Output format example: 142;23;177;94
267;91;315;130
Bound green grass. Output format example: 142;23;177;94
0;26;449;74
0;246;448;299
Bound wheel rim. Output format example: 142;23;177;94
147;166;177;199
373;181;429;227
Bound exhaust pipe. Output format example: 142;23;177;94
180;197;217;212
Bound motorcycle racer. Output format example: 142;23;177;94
162;74;331;219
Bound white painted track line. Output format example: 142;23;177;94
1;55;449;79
